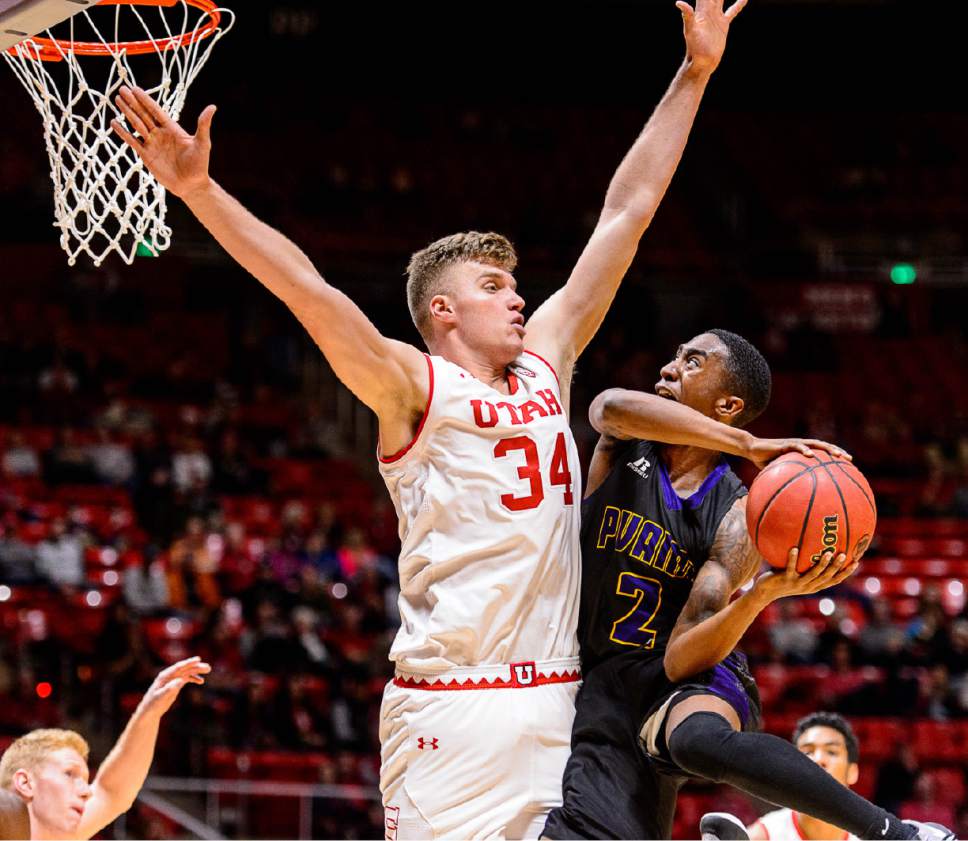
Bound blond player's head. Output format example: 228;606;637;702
406;232;525;360
0;728;92;839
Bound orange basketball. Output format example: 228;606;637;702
745;450;877;573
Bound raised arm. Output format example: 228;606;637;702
76;657;209;840
589;388;850;469
525;0;747;374
663;501;857;682
111;88;427;439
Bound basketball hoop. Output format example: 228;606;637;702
3;0;234;266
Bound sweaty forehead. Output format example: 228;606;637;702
685;333;727;356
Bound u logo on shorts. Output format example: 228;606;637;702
511;662;536;686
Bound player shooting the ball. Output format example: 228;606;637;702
108;0;757;836
543;330;954;841
0;657;209;841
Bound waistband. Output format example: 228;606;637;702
392;656;581;691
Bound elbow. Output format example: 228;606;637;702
589;389;627;434
663;647;686;683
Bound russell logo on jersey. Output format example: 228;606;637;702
627;457;652;478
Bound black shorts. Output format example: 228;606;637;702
542;650;761;840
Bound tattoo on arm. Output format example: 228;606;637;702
674;500;762;633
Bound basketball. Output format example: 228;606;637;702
746;451;877;573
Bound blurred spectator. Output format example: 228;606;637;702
122;547;171;616
35;517;85;590
0;522;38;583
899;773;956;831
43;428;96;484
918;664;960;720
858;597;905;666
167;516;220;611
212;428;259;494
86;427;135;485
292;606;334;674
218;521;260;594
172;435;213;494
131;429;177;544
1;431;40;477
874;742;919;814
242;599;304;674
38;356;79;394
768;601;818;664
906;586;949;665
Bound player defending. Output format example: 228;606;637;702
111;1;746;836
747;712;861;841
543;330;952;841
0;657;209;840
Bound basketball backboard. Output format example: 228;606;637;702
0;0;97;52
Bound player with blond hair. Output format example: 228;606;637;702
111;1;746;835
0;657;208;840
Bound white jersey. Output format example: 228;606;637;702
751;809;857;841
379;351;581;672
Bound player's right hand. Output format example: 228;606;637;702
752;547;859;602
745;437;851;471
111;86;216;199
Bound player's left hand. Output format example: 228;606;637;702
138;656;211;718
746;437;852;471
676;0;748;75
753;547;859;603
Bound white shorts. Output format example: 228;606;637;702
379;657;580;840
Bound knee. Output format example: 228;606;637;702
666;711;735;782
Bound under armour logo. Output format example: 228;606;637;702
417;737;439;750
385;806;400;840
511;661;536;686
627;457;651;478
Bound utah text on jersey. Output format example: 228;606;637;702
595;505;695;581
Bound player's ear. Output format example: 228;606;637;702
12;768;33;799
847;762;859;786
429;294;456;325
714;394;744;424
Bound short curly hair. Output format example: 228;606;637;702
0;729;90;789
792;712;859;764
706;328;772;427
406;231;517;342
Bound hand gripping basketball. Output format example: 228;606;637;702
746;450;877;574
112;86;217;199
752;547;859;604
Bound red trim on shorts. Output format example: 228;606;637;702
523;349;560;390
378;354;434;464
393;667;580;691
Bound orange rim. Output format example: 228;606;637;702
7;0;223;63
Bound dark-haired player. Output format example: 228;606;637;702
748;712;860;841
543;330;952;841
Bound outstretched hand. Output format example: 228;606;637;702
676;0;748;75
746;438;852;472
753;547;859;604
111;86;216;199
139;656;210;718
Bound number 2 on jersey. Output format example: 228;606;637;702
609;572;662;649
493;431;573;511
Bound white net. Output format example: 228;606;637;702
3;1;234;266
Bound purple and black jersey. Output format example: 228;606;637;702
578;438;747;675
